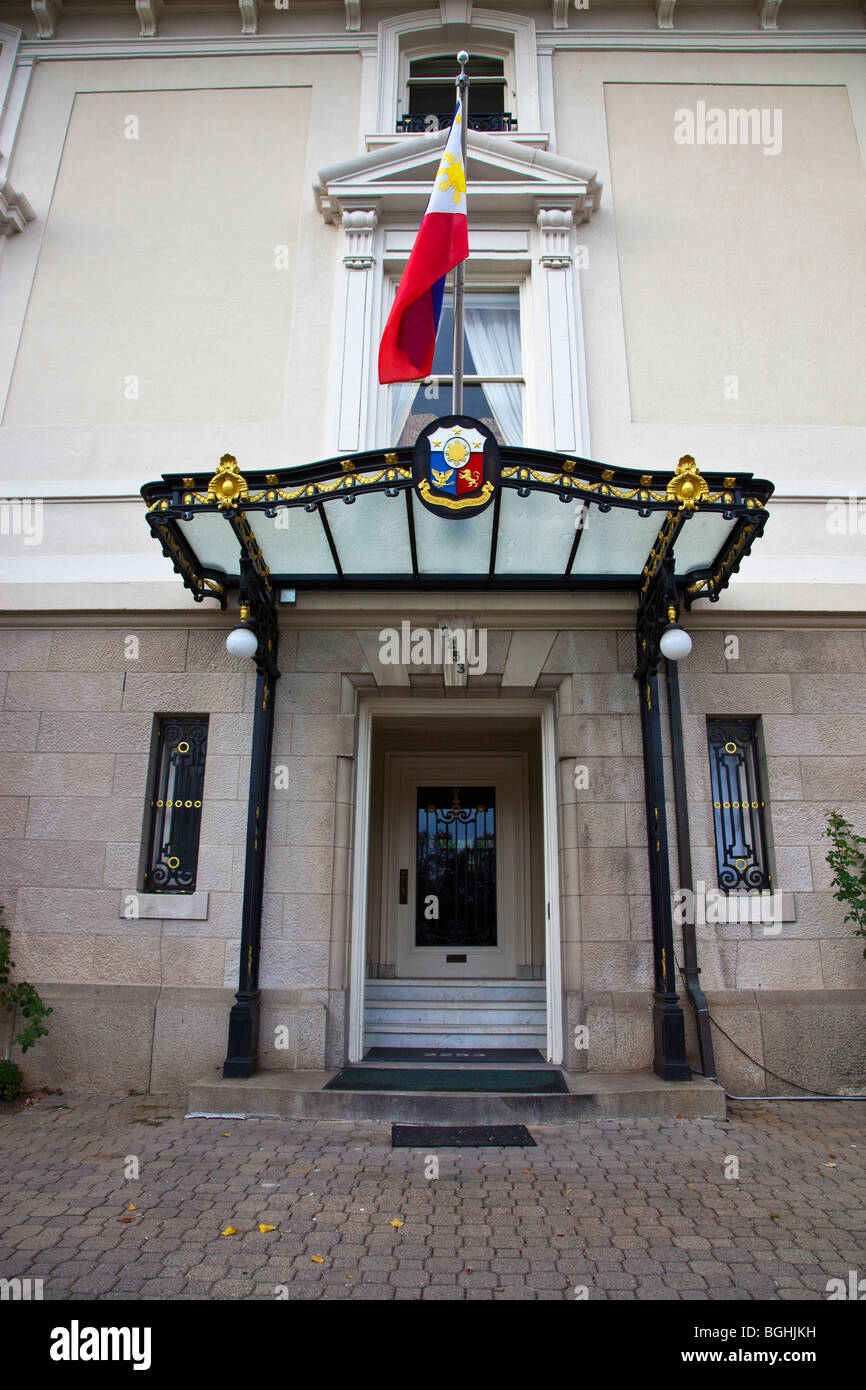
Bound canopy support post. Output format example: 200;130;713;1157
223;549;280;1079
635;553;691;1082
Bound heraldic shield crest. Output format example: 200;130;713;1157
413;415;500;519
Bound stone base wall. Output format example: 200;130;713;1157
0;984;346;1093
1;621;864;1094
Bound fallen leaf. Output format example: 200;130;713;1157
311;1255;324;1264
769;1213;780;1220
390;1218;404;1228
220;1133;230;1138
221;1226;237;1237
258;1224;275;1234
118;1217;136;1224
127;1204;136;1211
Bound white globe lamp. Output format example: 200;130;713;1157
659;624;692;661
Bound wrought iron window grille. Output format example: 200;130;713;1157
142;716;209;892
706;718;771;892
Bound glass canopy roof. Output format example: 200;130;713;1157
142;436;773;608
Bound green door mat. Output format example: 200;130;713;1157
324;1067;568;1094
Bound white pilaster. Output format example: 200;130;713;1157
535;207;583;454
336;208;378;453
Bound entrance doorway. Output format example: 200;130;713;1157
348;701;564;1063
383;754;528;979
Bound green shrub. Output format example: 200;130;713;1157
824;810;866;960
0;906;53;1056
0;1058;24;1102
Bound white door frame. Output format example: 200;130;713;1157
348;696;563;1063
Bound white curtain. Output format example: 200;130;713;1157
390;381;418;444
464;305;523;445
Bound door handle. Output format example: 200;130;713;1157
399;869;408;905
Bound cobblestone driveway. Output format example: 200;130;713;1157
0;1094;864;1300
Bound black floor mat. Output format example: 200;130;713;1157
324;1067;568;1093
392;1124;536;1148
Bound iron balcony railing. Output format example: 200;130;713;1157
397;112;517;133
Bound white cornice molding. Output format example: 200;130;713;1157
16;29;865;62
17;34;379;60
759;1;783;28
135;0;163;39
31;0;60;40
655;0;676;28
0;177;35;235
239;0;257;36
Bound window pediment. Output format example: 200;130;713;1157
315;129;602;224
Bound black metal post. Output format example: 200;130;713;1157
635;555;691;1082
223;559;279;1079
665;659;717;1081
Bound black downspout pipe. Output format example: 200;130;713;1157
664;659;717;1082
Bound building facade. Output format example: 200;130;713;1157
0;0;864;1098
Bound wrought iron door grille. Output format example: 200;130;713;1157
416;786;497;947
142;716;209;892
706;719;771;891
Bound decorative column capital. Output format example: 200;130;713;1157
342;207;378;268
537;207;573;267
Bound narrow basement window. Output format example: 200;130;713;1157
140;715;209;893
706;717;772;892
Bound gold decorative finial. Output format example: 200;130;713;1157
207;454;249;509
667;454;709;510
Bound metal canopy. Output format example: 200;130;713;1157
141;440;773;607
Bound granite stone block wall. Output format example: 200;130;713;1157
0;622;863;1094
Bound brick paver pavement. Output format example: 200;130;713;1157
0;1094;863;1300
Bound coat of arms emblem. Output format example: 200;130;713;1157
413;415;499;518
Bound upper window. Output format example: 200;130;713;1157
399;55;515;134
391;287;523;447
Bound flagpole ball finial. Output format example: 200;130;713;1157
457;50;469;65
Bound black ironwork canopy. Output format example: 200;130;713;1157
141;439;773;606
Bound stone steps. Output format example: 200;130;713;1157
364;978;547;1050
188;1069;726;1123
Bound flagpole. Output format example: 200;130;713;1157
452;51;469;416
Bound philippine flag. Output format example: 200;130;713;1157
378;100;469;384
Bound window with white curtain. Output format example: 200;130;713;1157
390;288;524;446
